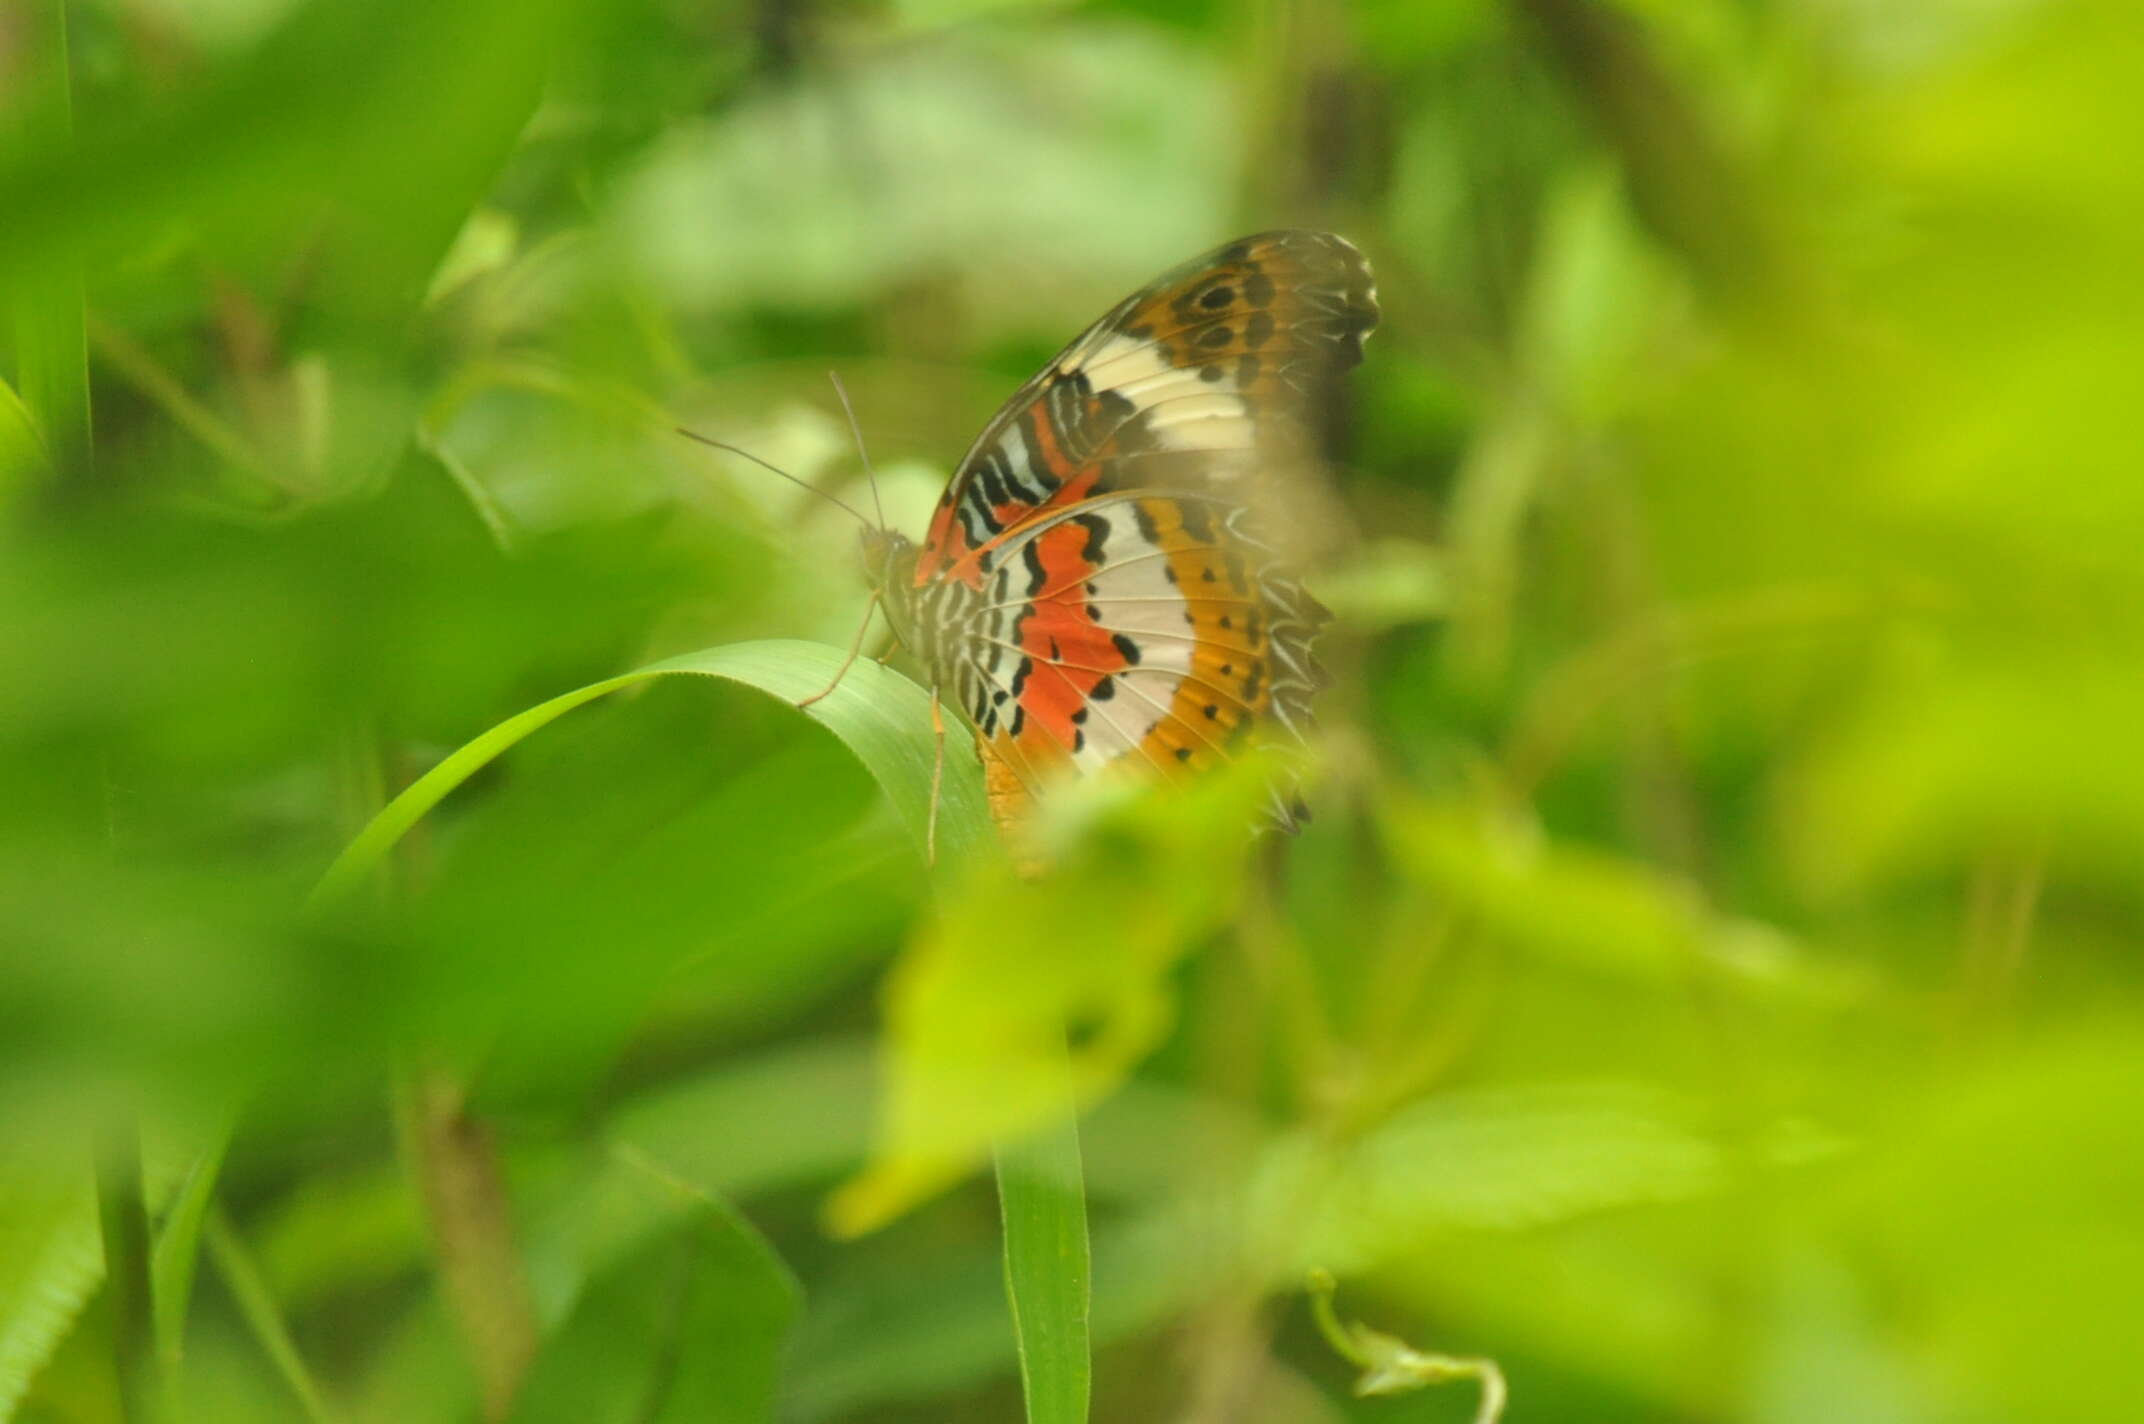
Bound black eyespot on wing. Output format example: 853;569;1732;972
1200;284;1235;310
1112;633;1142;666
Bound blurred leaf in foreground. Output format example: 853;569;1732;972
830;762;1275;1236
1837;1031;2144;1424
0;1156;100;1420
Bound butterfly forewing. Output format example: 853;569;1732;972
916;230;1378;584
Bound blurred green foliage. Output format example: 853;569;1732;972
5;0;2143;1421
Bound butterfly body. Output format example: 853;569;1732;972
869;231;1378;846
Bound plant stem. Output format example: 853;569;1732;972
396;1067;538;1422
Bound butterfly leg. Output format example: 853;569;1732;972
926;685;945;868
797;592;881;709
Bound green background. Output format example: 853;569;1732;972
4;1;2142;1421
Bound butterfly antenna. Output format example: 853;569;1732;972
827;370;888;529
676;427;873;529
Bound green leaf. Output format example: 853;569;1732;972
0;0;589;333
1840;1033;2144;1424
1256;1081;1728;1278
510;1155;799;1424
997;1115;1091;1424
310;638;993;909
609;1040;877;1204
0;1158;101;1421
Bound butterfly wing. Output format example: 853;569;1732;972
939;491;1328;837
908;230;1376;850
914;230;1378;587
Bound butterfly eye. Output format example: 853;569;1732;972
860;527;913;581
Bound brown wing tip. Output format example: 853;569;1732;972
1229;229;1380;365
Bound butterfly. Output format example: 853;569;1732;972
811;231;1378;861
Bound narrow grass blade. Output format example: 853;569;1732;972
95;1132;156;1423
8;0;91;469
996;1112;1091;1424
206;1210;334;1424
150;1130;232;1410
309;638;992;909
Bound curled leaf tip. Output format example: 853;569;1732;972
1306;1268;1509;1423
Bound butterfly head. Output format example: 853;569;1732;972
859;525;917;594
859;525;922;655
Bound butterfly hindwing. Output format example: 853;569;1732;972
916;230;1378;585
938;492;1327;832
